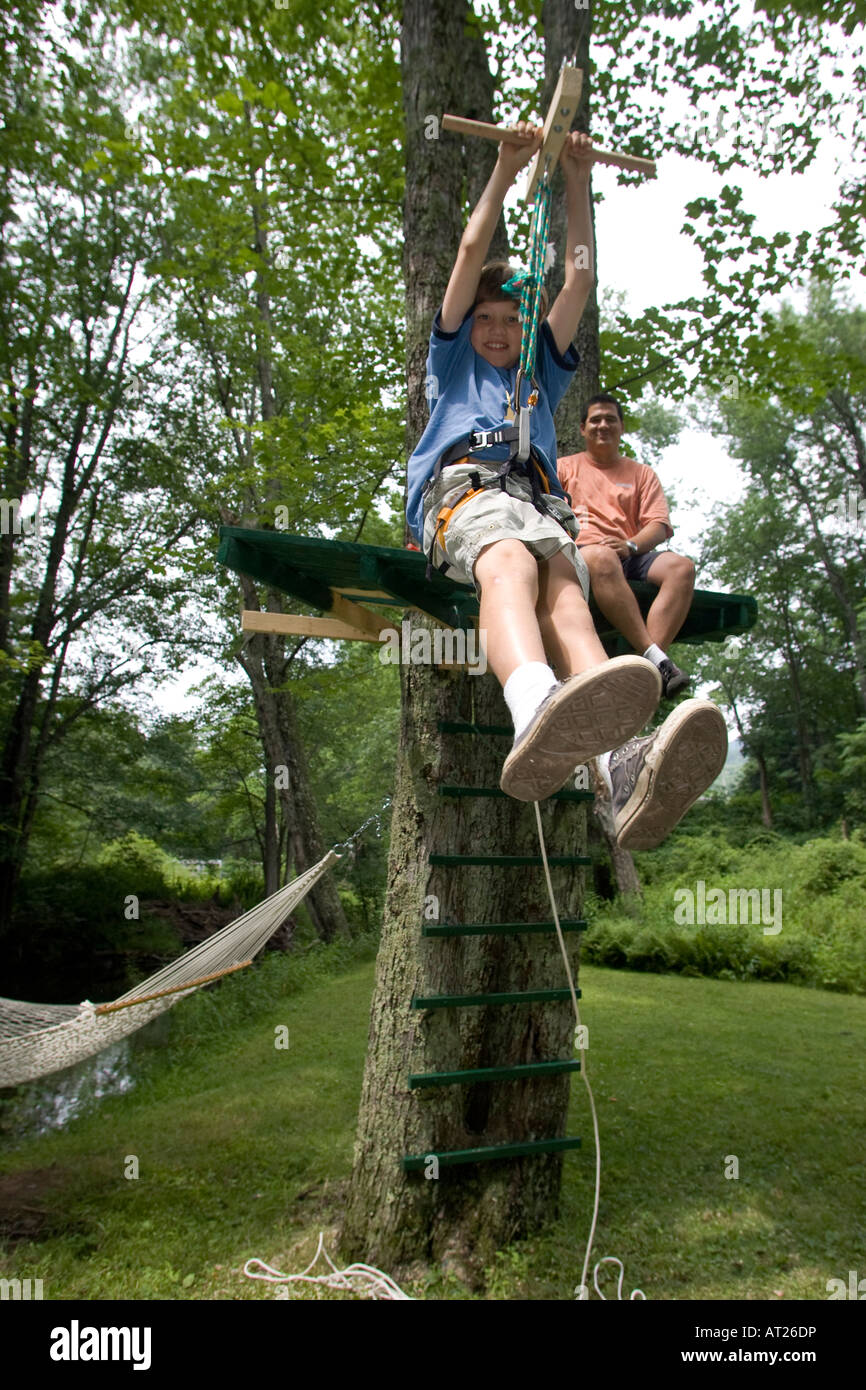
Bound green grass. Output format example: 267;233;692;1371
1;958;864;1301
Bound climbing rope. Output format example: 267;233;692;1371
532;798;646;1302
501;174;554;462
244;1235;412;1301
504;180;553;384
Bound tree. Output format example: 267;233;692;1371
0;7;214;937
118;0;407;927
340;0;592;1286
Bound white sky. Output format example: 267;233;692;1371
591;126;862;556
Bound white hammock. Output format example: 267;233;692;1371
0;850;340;1089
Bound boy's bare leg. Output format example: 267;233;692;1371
474;538;549;685
475;540;661;801
535;549;609;676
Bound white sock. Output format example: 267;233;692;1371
643;643;667;667
595;750;614;796
504;661;558;739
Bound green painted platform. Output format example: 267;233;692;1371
216;529;758;649
409;1058;581;1088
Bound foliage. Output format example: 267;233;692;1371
583;829;866;993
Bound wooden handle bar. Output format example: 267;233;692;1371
440;114;656;177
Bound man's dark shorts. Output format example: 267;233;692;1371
620;549;663;583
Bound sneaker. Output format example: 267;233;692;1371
610;698;728;850
500;656;662;802
657;657;690;697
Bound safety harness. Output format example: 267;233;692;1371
424;415;564;581
424;174;575;582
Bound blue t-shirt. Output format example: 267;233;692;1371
405;305;580;542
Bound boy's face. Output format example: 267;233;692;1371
470;299;522;368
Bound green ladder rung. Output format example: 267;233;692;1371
438;784;594;803
429;853;590;866
438;721;512;736
412;987;580;1008
402;1136;581;1170
423;919;586;937
408;1059;581;1088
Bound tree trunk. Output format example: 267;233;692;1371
339;630;586;1284
542;0;599;456
589;760;642;899
340;0;593;1286
755;748;773;829
237;574;348;938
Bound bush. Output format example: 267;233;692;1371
582;830;865;994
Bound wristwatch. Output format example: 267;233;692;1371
626;540;639;555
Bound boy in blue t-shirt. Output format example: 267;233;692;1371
409;123;727;842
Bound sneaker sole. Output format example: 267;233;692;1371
615;699;728;850
500;657;662;802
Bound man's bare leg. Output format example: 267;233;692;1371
643;551;695;650
579;544;652;651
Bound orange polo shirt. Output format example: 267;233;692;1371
557;451;673;547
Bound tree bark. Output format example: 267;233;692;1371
589;760;642;899
340;0;590;1286
339;628;586;1284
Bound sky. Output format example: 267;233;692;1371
588;122;861;555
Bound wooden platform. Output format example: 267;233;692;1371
216;528;757;652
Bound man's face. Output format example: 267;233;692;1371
580;403;623;456
470;300;522;368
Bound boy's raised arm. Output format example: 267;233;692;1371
546;132;595;357
439;123;543;334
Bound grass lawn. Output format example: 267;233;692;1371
1;961;863;1301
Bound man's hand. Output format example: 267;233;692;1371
496;122;543;182
560;131;594;179
598;536;630;556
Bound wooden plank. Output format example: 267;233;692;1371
241;611;381;642
332;589;396;601
327;589;391;637
441;114;655;177
526;63;584;203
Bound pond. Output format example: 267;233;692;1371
0;1013;172;1148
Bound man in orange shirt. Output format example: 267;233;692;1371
558;395;695;698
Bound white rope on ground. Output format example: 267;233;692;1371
532;799;646;1302
244;1233;413;1301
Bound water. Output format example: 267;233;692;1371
0;1040;136;1146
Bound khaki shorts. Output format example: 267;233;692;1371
421;460;590;600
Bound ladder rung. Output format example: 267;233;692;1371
423;919;586;937
409;1059;580;1088
429;853;590;866
437;721;512;736
438;784;594;803
412;987;580;1009
402;1136;581;1170
422;917;586;939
